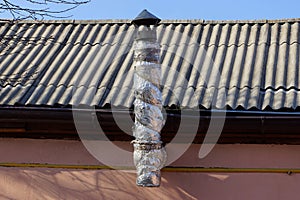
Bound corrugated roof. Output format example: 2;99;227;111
1;19;300;110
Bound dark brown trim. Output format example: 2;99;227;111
0;107;300;144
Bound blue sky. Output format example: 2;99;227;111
1;0;300;20
66;0;300;20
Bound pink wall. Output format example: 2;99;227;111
1;168;299;200
0;138;299;199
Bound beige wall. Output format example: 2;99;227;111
0;138;299;200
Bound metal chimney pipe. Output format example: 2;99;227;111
131;10;167;187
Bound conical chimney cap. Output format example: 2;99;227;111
132;9;161;26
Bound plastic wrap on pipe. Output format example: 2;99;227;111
134;99;164;132
133;144;167;187
132;121;161;142
134;62;161;91
132;26;166;187
134;74;162;107
133;41;160;64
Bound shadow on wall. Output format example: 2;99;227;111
0;168;299;200
0;168;198;200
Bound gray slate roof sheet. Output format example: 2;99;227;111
1;19;300;110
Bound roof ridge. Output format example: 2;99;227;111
0;19;132;24
162;18;300;24
1;18;300;24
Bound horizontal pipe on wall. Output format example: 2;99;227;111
0;163;298;174
0;128;26;133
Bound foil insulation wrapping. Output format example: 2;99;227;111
132;26;167;187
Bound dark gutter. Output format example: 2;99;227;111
0;107;300;144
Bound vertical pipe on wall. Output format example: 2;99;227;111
131;10;167;187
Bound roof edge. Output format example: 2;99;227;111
1;106;300;116
1;18;300;25
0;19;132;24
161;18;300;24
0;107;300;144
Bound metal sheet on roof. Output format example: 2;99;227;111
1;19;300;110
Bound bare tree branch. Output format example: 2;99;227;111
0;0;90;20
0;1;91;86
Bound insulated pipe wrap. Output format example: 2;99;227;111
132;26;167;187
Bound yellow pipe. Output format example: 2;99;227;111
0;163;128;170
163;167;298;174
0;128;25;133
0;163;299;174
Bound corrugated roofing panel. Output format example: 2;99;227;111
1;19;300;110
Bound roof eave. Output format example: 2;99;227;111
0;107;299;144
